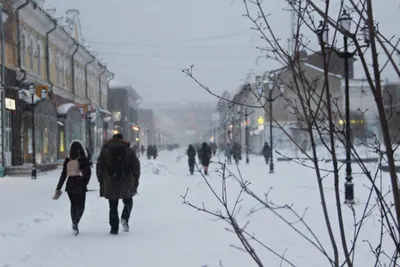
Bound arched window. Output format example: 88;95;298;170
21;32;26;67
36;40;42;76
74;65;79;94
63;55;69;88
28;36;35;71
81;68;85;96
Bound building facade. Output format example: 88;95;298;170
138;108;155;148
3;0;113;174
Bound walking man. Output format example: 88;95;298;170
97;133;141;235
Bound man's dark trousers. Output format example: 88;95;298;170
109;198;133;232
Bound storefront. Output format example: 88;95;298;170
57;103;83;159
21;98;58;164
91;108;112;158
4;93;17;166
4;68;24;167
103;116;114;140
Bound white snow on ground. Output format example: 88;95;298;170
0;150;394;266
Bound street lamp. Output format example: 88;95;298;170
261;73;284;174
316;10;370;205
86;104;92;154
18;83;47;180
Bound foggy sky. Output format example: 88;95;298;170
46;0;399;105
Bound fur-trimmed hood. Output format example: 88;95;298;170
68;139;88;158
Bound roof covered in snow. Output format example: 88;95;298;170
109;79;142;100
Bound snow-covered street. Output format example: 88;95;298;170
0;150;393;266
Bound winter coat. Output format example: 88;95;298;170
56;140;91;194
96;138;141;200
147;145;153;157
153;145;158;157
262;143;271;157
233;143;242;160
199;144;212;167
187;145;196;163
225;146;233;157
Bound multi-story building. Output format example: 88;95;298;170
108;80;141;148
3;0;113;174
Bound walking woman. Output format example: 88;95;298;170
53;140;92;235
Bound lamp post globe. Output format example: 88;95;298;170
257;86;263;97
40;88;47;100
18;89;23;100
338;9;351;32
28;83;34;94
317;21;329;44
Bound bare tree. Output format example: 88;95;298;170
180;0;400;266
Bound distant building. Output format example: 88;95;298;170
108;80;141;146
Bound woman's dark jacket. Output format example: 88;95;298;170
200;146;212;167
56;157;92;194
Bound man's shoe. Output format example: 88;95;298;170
121;219;129;232
110;229;118;235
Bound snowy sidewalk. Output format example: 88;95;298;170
0;168;65;227
0;152;241;267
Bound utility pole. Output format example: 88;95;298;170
244;108;255;164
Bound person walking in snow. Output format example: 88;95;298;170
140;145;145;156
262;142;271;164
232;142;242;164
53;140;92;236
152;145;158;159
225;143;233;164
147;144;153;159
187;144;196;175
199;142;212;175
96;133;141;235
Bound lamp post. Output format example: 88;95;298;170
86;104;92;154
18;83;47;179
240;108;255;164
257;74;284;174
316;10;370;204
236;105;242;145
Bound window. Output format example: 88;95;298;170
81;68;85;96
21;33;26;67
56;53;61;85
37;40;41;76
29;37;34;71
61;54;65;86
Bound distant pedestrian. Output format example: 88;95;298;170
199;142;212;175
152;145;158;159
187;144;196;175
53;140;92;236
225;143;233;164
96;133;141;235
262;142;271;164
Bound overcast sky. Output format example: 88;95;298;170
45;0;399;105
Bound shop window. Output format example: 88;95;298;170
60;130;64;153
